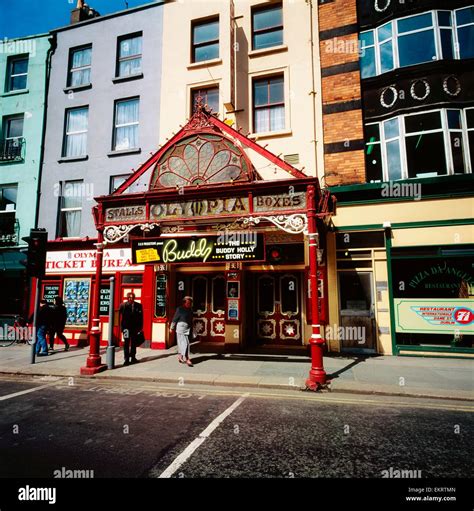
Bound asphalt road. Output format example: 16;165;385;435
0;375;472;508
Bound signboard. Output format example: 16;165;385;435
394;299;474;334
253;192;306;212
150;197;249;221
132;234;265;265
228;299;239;321
99;286;111;316
46;249;144;274
155;274;167;318
104;206;146;223
42;284;60;305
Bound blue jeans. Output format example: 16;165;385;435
36;325;48;354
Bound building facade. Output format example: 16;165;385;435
0;33;51;314
318;0;474;357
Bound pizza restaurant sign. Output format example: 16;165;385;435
104;193;306;223
46;249;144;274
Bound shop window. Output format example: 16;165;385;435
253;75;285;133
456;6;474;59
252;3;283;51
155;274;167;318
336;231;385;249
58;180;83;238
438;11;454;60
68;46;92;87
360;31;376;78
116;34;142;78
365;123;383;181
113;98;139;151
63;278;90;327
63;107;88;157
191;86;219;115
192;17;219;63
6;55;28;92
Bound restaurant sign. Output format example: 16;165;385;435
394;299;474;334
132;234;265;264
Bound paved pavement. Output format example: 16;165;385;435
0;342;472;401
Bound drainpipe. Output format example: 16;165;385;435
307;0;320;178
34;32;56;229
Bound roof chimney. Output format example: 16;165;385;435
70;1;100;24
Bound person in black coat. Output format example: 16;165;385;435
119;292;143;366
49;297;70;351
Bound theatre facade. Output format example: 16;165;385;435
41;108;334;361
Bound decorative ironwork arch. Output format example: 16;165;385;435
149;133;255;190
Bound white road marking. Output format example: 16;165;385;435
0;380;65;401
157;393;249;478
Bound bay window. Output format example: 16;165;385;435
365;109;472;182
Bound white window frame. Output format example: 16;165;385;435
68;46;92;87
7;56;28;91
113;98;139;151
359;7;474;78
59;181;83;238
365;108;473;181
64;107;88;158
117;34;142;78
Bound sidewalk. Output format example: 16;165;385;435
0;343;472;401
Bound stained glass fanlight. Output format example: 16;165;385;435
150;133;253;189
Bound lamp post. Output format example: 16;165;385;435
80;210;107;375
305;184;327;390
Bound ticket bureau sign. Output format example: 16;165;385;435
132;235;265;264
105;193;306;223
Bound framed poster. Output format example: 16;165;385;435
155;274;167;318
42;283;60;305
227;281;240;298
63;278;91;327
99;285;111;316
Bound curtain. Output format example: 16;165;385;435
115;100;139;150
70;48;91;86
66;108;88;157
269;106;285;131
63;210;81;237
119;57;141;77
120;36;142;58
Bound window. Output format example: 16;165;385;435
192;17;219;63
68;46;92;87
113;98;139;151
359;7;473;78
456;6;474;59
2;115;24;161
63;107;88;157
0;185;17;212
58;181;83;238
191;86;219;115
253;75;285;133
6;55;28;92
252;3;283;50
364;109;472;182
117;34;142;77
110;174;130;193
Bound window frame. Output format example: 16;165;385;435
464;107;474;171
252;73;285;134
251;2;284;51
116;32;143;78
6;55;29;92
67;45;92;88
58;180;83;239
0;184;18;213
359;8;473;78
62;106;89;158
191;16;220;63
112;97;140;151
109;174;131;193
191;85;220;116
364;108;473;182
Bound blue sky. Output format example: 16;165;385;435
0;0;156;39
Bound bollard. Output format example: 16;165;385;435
106;276;115;369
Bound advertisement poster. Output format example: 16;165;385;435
64;278;91;327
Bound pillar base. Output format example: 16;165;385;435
80;364;107;375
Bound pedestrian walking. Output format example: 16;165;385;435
170;296;194;367
35;300;51;356
49;297;70;351
119;292;143;366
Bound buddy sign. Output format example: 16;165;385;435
132;234;265;264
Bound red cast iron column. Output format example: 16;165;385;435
81;209;107;375
305;184;327;389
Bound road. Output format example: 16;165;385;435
0;374;472;507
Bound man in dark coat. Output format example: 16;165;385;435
49;297;70;351
119;292;143;366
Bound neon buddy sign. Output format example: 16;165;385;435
163;238;213;263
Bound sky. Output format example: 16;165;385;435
0;0;156;39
